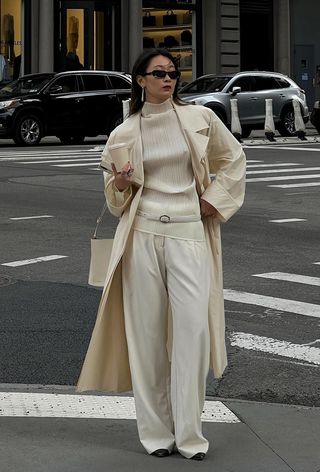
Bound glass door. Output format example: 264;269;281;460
59;1;114;72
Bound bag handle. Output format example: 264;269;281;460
93;202;108;239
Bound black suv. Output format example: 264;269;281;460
0;70;131;145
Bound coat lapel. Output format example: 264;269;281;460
173;103;210;194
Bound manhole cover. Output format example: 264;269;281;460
0;276;17;287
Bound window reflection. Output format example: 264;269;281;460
0;0;22;83
66;9;84;71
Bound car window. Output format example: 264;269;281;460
253;76;281;91
230;77;254;92
82;75;107;91
275;78;291;88
0;75;54;96
49;76;78;93
180;76;229;93
108;75;131;89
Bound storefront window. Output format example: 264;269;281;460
142;7;194;85
66;9;84;70
0;0;22;83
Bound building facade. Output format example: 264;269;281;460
0;0;318;104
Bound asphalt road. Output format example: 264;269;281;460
0;137;319;406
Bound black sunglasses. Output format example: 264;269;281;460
143;70;181;80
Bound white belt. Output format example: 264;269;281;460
136;210;201;223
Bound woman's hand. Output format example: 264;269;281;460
200;198;218;217
112;162;134;192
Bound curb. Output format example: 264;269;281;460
1;384;319;411
243;136;320;146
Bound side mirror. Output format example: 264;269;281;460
49;85;63;94
231;86;241;95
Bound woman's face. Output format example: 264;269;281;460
137;55;178;104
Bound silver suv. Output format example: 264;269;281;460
179;71;309;138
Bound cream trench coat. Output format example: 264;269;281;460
77;103;246;393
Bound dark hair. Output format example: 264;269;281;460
129;48;185;115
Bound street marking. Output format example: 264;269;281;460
246;160;263;163
269;218;306;223
246;174;320;182
315;262;320;265
1;255;68;267
0;151;101;161
251;353;320;368
0;393;240;423
53;162;102;167
229;332;320;366
223;289;320;318
246;163;303;168
247;167;320;175
269;182;320;188
253;272;320;287
22;158;101;164
9;215;54;220
246;146;320;152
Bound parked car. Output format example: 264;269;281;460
0;70;132;145
179;71;309;137
310;100;320;133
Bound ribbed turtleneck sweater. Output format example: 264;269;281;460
133;98;205;241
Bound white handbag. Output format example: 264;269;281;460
88;202;113;287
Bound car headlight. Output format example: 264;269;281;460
0;100;18;110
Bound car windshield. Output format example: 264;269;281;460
0;75;54;97
180;76;230;93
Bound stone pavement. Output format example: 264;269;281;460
0;385;319;472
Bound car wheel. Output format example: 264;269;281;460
211;109;227;125
58;135;85;145
277;107;295;137
13;115;43;146
241;126;252;139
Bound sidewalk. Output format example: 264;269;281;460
0;385;319;472
242;125;320;146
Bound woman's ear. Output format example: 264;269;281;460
136;75;145;88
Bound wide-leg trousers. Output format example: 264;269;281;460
122;230;211;458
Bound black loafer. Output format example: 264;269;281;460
151;449;170;458
191;452;206;461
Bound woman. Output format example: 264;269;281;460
77;49;246;460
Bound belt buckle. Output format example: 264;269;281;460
160;214;170;223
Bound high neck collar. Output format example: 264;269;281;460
141;97;174;117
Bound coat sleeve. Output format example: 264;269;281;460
201;110;246;222
101;135;133;218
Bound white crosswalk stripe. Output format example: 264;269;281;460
229;332;320;366
246;166;320;175
244;146;320;188
269;182;320;188
247;173;320;183
2;146;320;184
22;158;101;164
0;392;240;423
0;148;103;171
54;162;101;167
253;272;320;287
246;163;303;168
269;218;306;223
224;289;320;317
225;262;320;365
